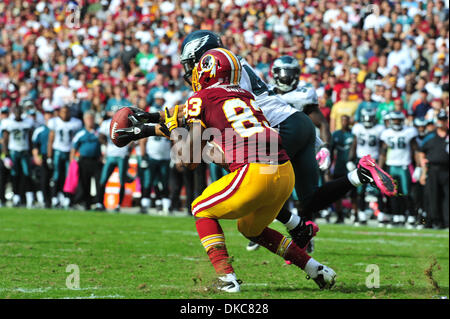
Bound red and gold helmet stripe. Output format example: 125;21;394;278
214;48;241;85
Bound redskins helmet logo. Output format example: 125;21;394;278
200;54;217;77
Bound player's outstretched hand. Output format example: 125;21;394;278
128;106;160;123
115;125;146;145
164;105;179;133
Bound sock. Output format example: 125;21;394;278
58;192;65;205
52;197;59;206
347;169;362;187
13;194;21;206
141;197;151;208
36;191;45;205
275;205;291;224
196;218;234;275
285;214;301;231
304;258;321;278
249;227;311;269
162;198;171;212
25;192;34;207
62;196;71;208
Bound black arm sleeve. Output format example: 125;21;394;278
144;112;161;123
139;124;156;138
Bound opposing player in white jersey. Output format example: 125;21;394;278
178;31;399;239
119;31;398;263
98;106;131;212
351;109;385;225
47;105;83;208
270;55;331;171
0;105;35;208
379;111;419;227
262;55;332;251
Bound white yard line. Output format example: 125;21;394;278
325;229;449;239
315;237;448;247
61;294;124;299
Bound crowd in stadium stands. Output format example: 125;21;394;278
0;0;448;229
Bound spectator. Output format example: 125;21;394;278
425;98;444;123
410;89;432;120
354;88;379;123
136;42;157;75
393;98;408;118
408;77;429;111
387;38;413;76
425;72;444;99
163;81;183;109
105;86;132;112
377;88;394;124
146;73;167;107
330;88;358;132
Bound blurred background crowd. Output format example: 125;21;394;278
0;0;448;229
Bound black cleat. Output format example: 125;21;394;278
288;220;319;249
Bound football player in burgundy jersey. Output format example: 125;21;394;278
124;31;398;255
114;48;337;292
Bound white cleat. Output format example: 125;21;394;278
307;265;337;290
215;273;242;293
246;241;260;251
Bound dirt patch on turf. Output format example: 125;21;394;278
424;257;441;294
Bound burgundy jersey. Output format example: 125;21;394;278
184;84;290;172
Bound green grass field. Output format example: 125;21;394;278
0;208;448;299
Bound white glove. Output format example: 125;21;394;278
314;136;324;153
46;157;53;170
346;161;356;172
3;157;13;170
316;147;331;171
412;167;422;182
140;158;149;169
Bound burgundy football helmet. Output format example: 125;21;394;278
191;48;242;92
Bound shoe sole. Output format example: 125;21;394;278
314;274;337;290
359;158;398;197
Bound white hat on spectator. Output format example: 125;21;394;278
52;105;62;112
154;92;165;100
43;104;55;113
137;78;147;86
36;2;46;12
374;80;384;87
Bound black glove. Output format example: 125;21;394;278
115;123;155;145
128;106;161;124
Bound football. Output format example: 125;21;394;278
110;107;133;147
